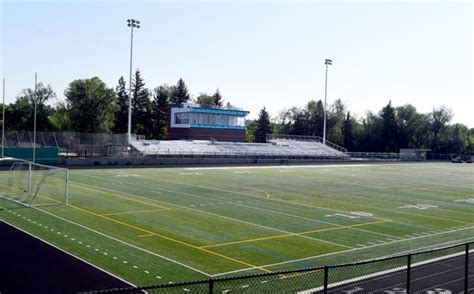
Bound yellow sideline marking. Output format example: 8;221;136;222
101;208;168;216
199;220;391;249
66;203;271;273
70;183;171;211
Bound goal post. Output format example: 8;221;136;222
0;157;69;207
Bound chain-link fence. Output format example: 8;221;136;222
83;242;472;293
2;131;133;158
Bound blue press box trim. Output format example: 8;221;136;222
190;108;249;116
189;124;246;130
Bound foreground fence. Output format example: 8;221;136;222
84;242;472;293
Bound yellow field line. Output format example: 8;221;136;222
0;183;61;205
199;220;391;249
101;208;169;216
70;182;170;211
137;175;391;221
66;203;271;273
278;268;323;279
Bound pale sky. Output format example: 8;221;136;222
1;0;473;126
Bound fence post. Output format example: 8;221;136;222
465;243;469;294
209;278;214;294
323;266;329;294
406;254;412;293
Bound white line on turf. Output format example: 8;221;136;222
0;219;137;288
35;207;211;277
75;174;396;242
298;247;474;294
72;175;352;249
211;226;474;277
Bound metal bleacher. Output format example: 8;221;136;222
130;135;349;159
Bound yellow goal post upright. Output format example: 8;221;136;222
0;157;69;207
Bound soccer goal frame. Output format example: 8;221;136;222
0;157;69;207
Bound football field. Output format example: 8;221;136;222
0;162;473;287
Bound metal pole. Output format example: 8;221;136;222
33;73;37;163
465;243;469;293
2;78;5;158
127;25;134;144
323;265;329;294
323;63;328;145
406;254;412;293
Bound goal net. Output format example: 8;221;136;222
0;157;68;207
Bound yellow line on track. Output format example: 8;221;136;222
66;203;271;273
200;220;391;249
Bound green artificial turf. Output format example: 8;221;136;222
0;162;472;289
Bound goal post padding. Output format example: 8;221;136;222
0;157;68;207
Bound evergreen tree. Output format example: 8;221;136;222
170;78;190;105
342;112;355;151
212;89;223;107
254;107;272;143
152;85;171;139
131;69;153;138
113;77;129;133
380;101;399;152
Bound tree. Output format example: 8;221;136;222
212;89;223;107
49;102;72;131
113;77;129;133
342;112;355;151
254;107;272;143
360;111;383;152
326;99;346;145
380;101;399;152
170;78;190;105
152;85;171;139
64;77;118;133
195;93;215;108
131;69;153;138
307;100;324;137
245;120;256;142
429;106;452;152
9;82;56;131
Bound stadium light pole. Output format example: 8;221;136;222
323;58;333;145
126;18;140;144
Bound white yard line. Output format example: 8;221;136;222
299;247;474;294
34;207;212;277
212;226;474;277
69;178;352;250
75;173;396;239
0;219;137;288
184;164;373;170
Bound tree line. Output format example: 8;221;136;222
4;70;226;140
250;99;473;154
4;73;472;154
